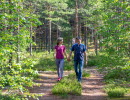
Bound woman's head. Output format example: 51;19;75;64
57;37;63;45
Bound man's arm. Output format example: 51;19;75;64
84;51;88;65
67;44;74;61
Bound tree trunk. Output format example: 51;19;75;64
99;35;103;50
17;3;20;63
34;34;37;51
84;26;87;50
84;26;88;65
8;0;13;65
49;20;52;54
30;22;32;56
128;43;130;56
93;30;98;55
75;0;79;37
45;21;48;51
78;17;81;37
57;25;59;38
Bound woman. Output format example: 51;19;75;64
54;37;67;81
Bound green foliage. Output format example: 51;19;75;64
64;60;74;71
97;0;130;56
34;55;56;71
52;74;82;97
52;70;90;97
0;0;130;99
0;0;41;98
88;51;130;97
88;52;130;82
104;64;130;81
0;62;38;92
105;87;128;98
0;94;21;100
32;52;73;71
87;55;99;66
82;71;90;78
104;68;122;80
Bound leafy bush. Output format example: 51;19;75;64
104;67;122;80
0;94;21;100
0;56;39;99
88;52;130;98
105;87;128;98
33;52;73;71
104;64;130;81
64;60;73;71
87;59;98;66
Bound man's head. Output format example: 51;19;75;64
75;37;82;44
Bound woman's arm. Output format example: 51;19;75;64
63;50;68;59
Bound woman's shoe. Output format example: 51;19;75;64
57;78;61;81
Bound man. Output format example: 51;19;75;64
68;37;87;82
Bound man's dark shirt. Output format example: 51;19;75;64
71;43;86;61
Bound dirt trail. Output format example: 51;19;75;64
28;67;108;100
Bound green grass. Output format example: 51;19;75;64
0;93;21;100
22;51;74;71
104;80;130;98
52;74;82;98
67;71;90;78
52;71;90;98
105;87;128;98
82;71;90;77
87;51;130;98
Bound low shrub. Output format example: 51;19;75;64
105;87;128;98
52;74;82;97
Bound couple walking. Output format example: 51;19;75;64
54;37;87;82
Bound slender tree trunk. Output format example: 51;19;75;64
84;26;87;50
49;20;52;54
91;29;94;43
8;0;13;65
30;22;32;56
78;17;81;37
34;35;37;51
57;25;59;38
43;24;46;51
99;35;103;50
128;43;130;56
45;21;48;51
17;3;20;63
84;26;88;65
93;30;98;55
75;0;79;37
29;2;33;55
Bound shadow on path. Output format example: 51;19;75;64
28;67;130;100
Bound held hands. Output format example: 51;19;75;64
67;57;71;62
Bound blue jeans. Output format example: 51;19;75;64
74;60;84;82
56;59;64;78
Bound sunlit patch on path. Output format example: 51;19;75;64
28;67;108;100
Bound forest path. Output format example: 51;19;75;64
28;66;109;100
